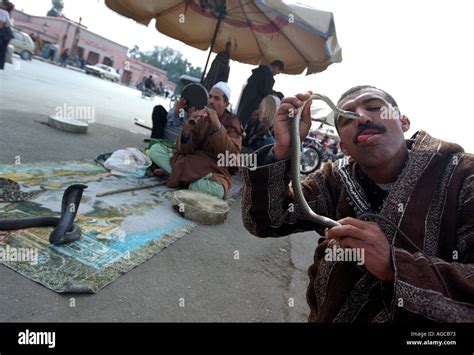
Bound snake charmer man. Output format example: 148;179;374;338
241;85;474;322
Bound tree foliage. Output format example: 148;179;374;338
130;45;203;84
47;0;64;17
127;45;140;59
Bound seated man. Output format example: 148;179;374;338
144;75;156;92
241;110;275;152
149;82;243;199
147;91;193;143
241;85;474;322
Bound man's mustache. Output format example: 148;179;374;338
353;122;387;145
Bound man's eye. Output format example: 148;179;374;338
339;117;351;126
367;106;381;111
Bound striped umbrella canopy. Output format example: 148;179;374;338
105;0;343;75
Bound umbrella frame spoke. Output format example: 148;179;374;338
236;0;266;62
104;0;341;75
255;3;310;68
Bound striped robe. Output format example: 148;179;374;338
241;130;474;322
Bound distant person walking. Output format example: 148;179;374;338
202;41;231;92
159;81;164;95
33;34;43;56
60;48;69;67
0;1;14;70
236;60;284;128
47;47;55;61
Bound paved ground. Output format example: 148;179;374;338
1;55;167;134
0;58;317;322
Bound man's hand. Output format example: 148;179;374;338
174;98;188;119
273;91;313;160
188;109;206;125
204;106;221;129
326;217;395;282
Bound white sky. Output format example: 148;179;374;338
12;0;474;152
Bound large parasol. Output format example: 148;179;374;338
105;0;343;77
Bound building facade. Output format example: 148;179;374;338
11;9;176;92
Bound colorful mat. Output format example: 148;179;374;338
0;161;196;293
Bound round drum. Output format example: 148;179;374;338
181;83;208;110
172;190;230;225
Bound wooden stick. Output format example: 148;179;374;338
134;118;152;131
96;181;166;197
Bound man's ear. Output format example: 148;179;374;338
400;115;411;132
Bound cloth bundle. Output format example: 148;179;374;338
104;148;152;177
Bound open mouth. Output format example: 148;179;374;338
356;129;383;144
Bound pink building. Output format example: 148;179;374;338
125;58;175;91
12;9;176;92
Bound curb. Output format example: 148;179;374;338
33;56;86;73
66;66;86;74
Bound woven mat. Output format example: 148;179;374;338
0;161;197;293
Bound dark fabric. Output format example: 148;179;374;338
237;65;274;128
241;131;474;322
0;26;13;41
202;51;230;92
48;48;55;61
0;34;11;70
356;167;389;213
145;77;155;90
151;105;168;139
242;120;275;151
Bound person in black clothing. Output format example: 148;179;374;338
202;40;231;91
0;1;14;70
237;60;284;128
144;75;156;91
150;105;168;139
47;46;55;61
60;48;69;67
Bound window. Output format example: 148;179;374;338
13;30;22;40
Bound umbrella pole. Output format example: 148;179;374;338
201;17;222;83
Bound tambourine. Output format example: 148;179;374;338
181;83;209;110
257;95;281;127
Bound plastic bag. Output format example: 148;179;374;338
104;148;152;178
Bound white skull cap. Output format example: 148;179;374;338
211;81;231;101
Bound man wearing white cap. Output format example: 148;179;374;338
149;81;243;199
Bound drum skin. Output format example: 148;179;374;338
172;190;230;225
